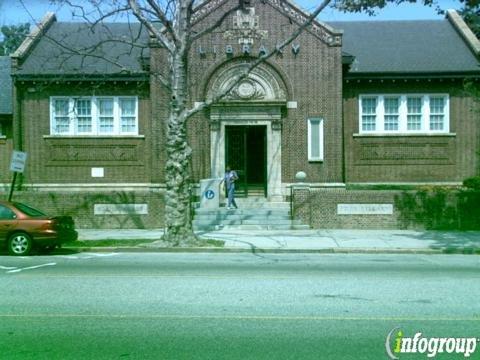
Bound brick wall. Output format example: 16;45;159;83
1;189;165;229
182;0;344;183
293;187;403;229
0;138;13;184
343;81;480;182
16;82;152;185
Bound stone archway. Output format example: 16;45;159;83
207;61;287;201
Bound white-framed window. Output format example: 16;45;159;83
307;117;324;162
50;96;138;136
359;94;449;134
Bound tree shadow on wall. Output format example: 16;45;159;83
45;191;153;229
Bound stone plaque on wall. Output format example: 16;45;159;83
94;204;148;215
337;204;393;215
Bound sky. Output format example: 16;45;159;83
0;0;465;27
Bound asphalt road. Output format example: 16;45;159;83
0;252;479;360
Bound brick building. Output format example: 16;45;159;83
2;0;480;228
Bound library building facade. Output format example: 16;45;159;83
1;0;479;229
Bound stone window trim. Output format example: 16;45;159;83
307;117;324;162
358;94;450;135
50;96;139;136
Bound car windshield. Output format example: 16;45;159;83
13;202;46;217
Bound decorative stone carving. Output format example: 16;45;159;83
227;79;266;100
48;144;140;166
355;142;453;165
224;7;268;45
208;62;286;102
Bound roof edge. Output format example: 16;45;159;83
11;12;56;61
344;71;480;80
447;9;480;56
13;73;150;82
272;0;343;36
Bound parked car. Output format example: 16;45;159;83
0;200;78;256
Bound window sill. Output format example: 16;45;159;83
43;135;145;139
353;133;456;138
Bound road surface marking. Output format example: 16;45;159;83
0;266;17;270
6;263;56;273
60;253;120;260
0;313;478;322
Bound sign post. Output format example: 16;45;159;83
8;151;27;202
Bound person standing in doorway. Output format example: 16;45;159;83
223;165;238;210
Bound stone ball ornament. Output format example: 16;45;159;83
295;171;307;182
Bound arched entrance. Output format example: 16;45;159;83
207;61;287;201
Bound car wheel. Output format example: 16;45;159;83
8;233;33;256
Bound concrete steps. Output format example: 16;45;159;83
192;200;310;231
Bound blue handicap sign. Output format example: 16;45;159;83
205;189;215;200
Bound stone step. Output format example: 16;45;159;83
193;224;311;231
195;208;290;216
195;214;292;221
193;201;290;210
192;199;309;231
193;219;300;227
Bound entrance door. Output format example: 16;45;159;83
225;126;267;197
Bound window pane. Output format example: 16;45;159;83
75;99;92;133
429;97;445;131
0;205;16;220
310;119;320;159
98;98;114;134
120;98;137;133
54;99;70;134
120;98;135;115
361;97;377;131
407;97;422;131
384;97;399;131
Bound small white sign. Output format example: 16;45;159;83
337;204;393;215
10;151;27;173
287;101;298;109
91;167;104;178
94;204;148;215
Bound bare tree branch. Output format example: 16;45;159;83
146;0;179;44
128;0;176;54
191;2;243;42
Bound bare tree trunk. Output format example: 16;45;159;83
163;10;197;244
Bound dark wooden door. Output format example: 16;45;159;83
225;126;266;197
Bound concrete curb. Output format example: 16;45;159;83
61;246;479;255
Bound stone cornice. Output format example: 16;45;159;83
11;12;56;68
447;9;480;56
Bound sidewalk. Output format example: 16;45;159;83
76;229;480;254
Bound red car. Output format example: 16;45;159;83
0;200;78;256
